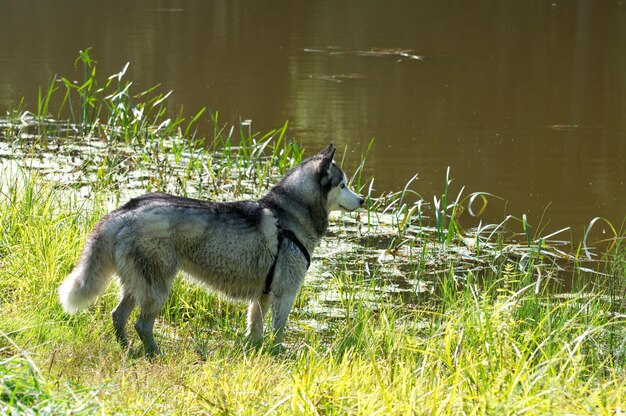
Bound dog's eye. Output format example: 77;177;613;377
340;183;345;189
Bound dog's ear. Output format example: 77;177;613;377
318;143;335;173
318;144;335;186
320;143;335;160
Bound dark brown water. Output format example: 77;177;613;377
1;0;624;236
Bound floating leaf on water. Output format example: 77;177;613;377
304;47;424;61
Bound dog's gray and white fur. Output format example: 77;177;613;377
59;144;363;355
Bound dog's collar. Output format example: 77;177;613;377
264;228;311;294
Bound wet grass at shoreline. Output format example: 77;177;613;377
1;176;624;414
1;53;626;414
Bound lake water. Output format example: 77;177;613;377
1;0;624;237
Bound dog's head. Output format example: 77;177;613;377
317;144;364;213
272;143;364;215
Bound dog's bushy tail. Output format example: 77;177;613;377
59;223;115;314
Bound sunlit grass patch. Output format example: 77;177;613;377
1;169;624;414
1;332;102;414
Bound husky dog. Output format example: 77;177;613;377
59;144;364;355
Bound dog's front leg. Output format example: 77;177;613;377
270;291;297;344
246;294;271;345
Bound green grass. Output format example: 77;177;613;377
0;174;624;414
1;52;626;414
2;156;625;416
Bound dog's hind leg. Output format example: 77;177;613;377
111;290;135;348
134;297;165;356
134;273;177;356
117;241;177;356
246;294;271;345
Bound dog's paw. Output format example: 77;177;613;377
243;335;263;350
269;342;287;355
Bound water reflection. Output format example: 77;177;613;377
0;0;624;234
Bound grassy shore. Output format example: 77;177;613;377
1;53;625;415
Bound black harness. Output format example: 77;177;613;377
263;228;311;294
